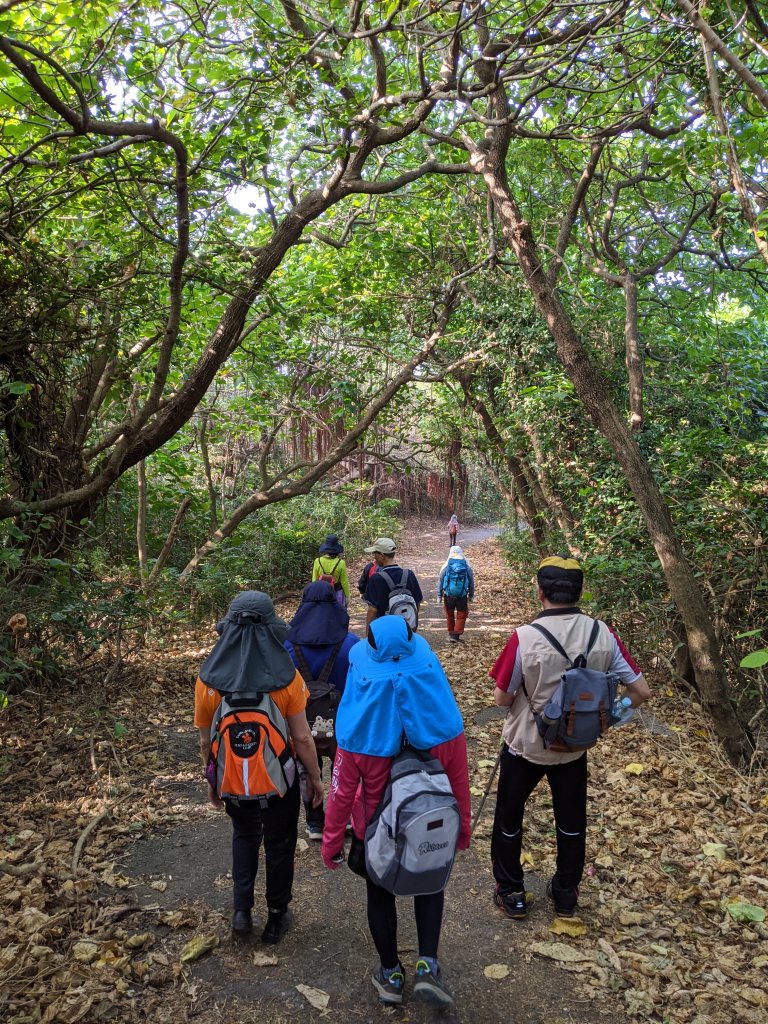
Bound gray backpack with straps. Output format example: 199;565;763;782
522;619;621;752
365;745;460;896
378;567;419;630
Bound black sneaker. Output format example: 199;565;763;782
448;633;460;643
547;880;578;917
493;885;527;920
261;908;293;945
413;960;453;1008
306;823;323;841
371;964;405;1005
231;909;252;936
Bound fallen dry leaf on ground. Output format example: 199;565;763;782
179;935;218;962
296;983;330;1009
484;963;510;979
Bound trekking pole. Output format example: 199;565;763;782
470;737;505;836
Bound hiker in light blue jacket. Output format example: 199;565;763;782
437;545;474;643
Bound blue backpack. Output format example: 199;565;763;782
522;620;621;752
443;558;469;599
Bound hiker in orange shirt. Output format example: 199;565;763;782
194;591;323;945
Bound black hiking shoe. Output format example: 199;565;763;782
371;964;405;1005
547;880;579;917
413;960;454;1008
494;884;527;920
261;908;293;945
231;910;252;936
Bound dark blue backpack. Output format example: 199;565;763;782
443;558;469;599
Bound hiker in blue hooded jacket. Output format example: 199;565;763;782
285;581;360;840
321;616;471;1011
437;544;475;642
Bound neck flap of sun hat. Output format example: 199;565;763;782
287;580;350;646
200;590;295;695
335;616;464;757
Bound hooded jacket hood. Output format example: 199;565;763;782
335;616;464;757
286;580;350;646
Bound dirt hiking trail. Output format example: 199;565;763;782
122;524;622;1024
3;520;766;1024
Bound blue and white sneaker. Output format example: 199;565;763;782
413;959;453;1008
371;964;405;1005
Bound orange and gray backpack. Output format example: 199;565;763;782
208;692;294;806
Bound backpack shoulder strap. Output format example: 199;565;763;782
519;677;537;718
528;621;572;665
574;619;601;668
292;644;313;682
585;619;601;654
316;640;343;687
294;641;344;690
378;568;396;591
400;568;408;588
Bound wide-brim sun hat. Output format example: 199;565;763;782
319;533;344;555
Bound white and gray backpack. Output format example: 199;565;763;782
378;567;419;630
365;745;460;896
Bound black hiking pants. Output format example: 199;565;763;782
302;754;327;831
225;777;300;913
365;876;444;970
491;749;587;912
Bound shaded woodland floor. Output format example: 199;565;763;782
1;521;766;1024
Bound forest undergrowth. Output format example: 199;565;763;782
0;528;766;1024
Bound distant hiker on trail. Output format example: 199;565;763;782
361;537;423;635
321;616;471;1010
285;581;360;840
437;544;474;643
194;591;323;945
488;556;650;921
311;534;350;607
447;513;459;548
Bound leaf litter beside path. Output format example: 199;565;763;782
0;522;766;1023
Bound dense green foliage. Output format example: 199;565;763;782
0;490;400;690
1;2;766;740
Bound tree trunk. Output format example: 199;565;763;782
475;145;749;764
147;497;192;584
522;423;577;548
136;460;148;578
623;274;645;431
458;375;547;552
198;412;219;532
